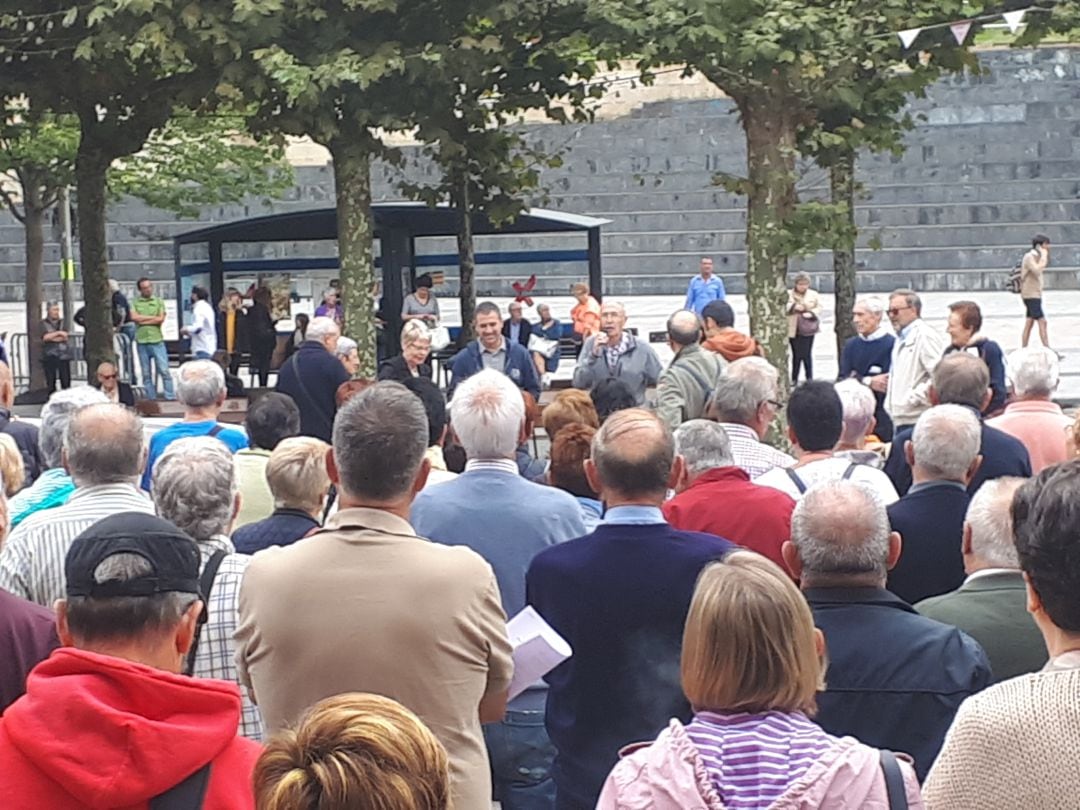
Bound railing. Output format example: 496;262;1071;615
7;331;137;393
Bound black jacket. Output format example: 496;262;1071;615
885;410;1032;496
502;318;533;348
377;355;432;383
887;482;970;604
276;341;350;442
0;409;43;488
807;586;992;780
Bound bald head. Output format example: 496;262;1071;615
589;408;675;502
96;362;119;392
63;403;145;487
789;481;893;585
667;309;702;348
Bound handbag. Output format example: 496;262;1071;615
528;333;560;359
430;325;452;351
796;312;820;337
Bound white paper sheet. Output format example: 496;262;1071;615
506;606;573;700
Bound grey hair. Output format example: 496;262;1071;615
834;379;877;445
791;481;892;579
40;387;108;469
603;300;627;317
1008;347;1059;398
266;436;332;512
332;382;428;501
911;404;981;481
64;404;144;486
793;272;811;284
889;288;922;316
674;419;735;476
966;477;1025;569
64;553;197;643
152;437;237;541
176;360;225;408
854;297;885;317
335;336;358;358
709;357;779;424
322;287;337;300
450;369;525;459
306;316;339;344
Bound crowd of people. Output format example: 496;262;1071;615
0;257;1077;810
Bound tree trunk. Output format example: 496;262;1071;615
741;95;798;391
74;146;113;373
831;148;858;357
454;172;477;344
330;137;377;379
22;181;47;391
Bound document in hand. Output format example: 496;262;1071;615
507;606;573;701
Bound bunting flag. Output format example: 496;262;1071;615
950;21;973;45
1003;9;1027;33
898;28;922;49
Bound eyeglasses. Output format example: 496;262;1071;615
99;374;118;380
886;306;912;316
766;398;784;409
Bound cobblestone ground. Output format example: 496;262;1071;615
6;288;1077;400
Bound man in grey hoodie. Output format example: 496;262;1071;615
573;301;661;406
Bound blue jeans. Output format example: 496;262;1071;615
137;341;175;400
484;710;556;810
194;350;212;360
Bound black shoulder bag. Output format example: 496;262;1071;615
879;750;909;810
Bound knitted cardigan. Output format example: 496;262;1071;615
923;667;1080;809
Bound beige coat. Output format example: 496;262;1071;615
787;288;822;338
924;666;1080;809
234;507;513;810
1020;248;1046;299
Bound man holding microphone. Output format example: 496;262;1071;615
572;301;662;407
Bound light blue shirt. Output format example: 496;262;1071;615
684;275;726;315
603;505;666;525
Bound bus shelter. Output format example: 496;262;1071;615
172;204;607;355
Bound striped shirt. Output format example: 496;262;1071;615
719;423;796;479
685;710;836;808
0;483;155;607
193;537;264;741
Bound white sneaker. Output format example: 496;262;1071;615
541;372;552;390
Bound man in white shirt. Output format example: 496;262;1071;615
181;285;217;359
756;380;898;504
871;288;945;432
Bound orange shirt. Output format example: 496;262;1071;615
571;296;601;337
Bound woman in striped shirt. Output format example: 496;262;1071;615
597;552;923;809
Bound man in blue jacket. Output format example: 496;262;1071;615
783;480;991;781
684;257;725;316
449;301;540;399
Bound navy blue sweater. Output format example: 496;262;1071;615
838;334;895;441
944;339;1008;416
526;523;735;810
276;341;351;442
885;415;1032;496
887;483;970;604
448;340;540;399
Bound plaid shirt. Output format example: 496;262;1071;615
718;423;796;479
194;536;264;741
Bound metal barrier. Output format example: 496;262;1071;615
7;331;137;393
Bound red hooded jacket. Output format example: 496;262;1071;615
0;647;260;809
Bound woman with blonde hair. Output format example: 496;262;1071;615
378;320;433;382
597;551;922;809
255;693;450;810
787;272;821;384
0;434;25;496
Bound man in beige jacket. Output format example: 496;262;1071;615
871;288;946;432
235;382;512;810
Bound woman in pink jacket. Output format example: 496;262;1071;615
597;551;923;809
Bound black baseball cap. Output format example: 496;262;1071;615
65;513;202;599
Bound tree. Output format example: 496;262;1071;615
0;0;264;370
398;22;601;341
0;103;76;388
0;99;290;387
591;0;981;381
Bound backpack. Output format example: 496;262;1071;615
1006;259;1023;294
